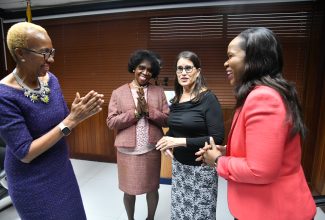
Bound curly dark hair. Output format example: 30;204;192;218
234;27;306;138
127;49;161;78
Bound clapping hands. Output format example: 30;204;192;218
67;90;104;128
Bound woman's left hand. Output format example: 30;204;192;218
195;137;223;167
67;91;104;127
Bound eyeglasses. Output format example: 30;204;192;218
176;65;196;74
22;48;55;60
137;64;152;76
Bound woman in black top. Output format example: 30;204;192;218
156;51;224;220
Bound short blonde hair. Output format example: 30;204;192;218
6;22;47;61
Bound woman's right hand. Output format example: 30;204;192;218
66;91;104;128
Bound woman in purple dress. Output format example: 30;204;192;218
0;22;104;219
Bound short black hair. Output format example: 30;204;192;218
127;49;161;78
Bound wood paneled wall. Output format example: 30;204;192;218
0;18;7;78
309;0;325;194
1;1;325;193
66;104;116;162
44;17;149;103
312;71;325;194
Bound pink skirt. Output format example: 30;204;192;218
117;149;161;195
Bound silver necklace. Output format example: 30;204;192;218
12;68;50;103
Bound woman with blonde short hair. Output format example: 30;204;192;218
0;22;104;219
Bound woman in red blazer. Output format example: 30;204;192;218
107;50;169;220
196;27;316;220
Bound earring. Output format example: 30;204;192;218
21;59;25;62
133;70;135;72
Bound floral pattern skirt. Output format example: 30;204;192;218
171;159;218;220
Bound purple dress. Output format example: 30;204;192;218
0;73;86;220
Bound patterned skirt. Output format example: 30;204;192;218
171;159;218;220
117;149;161;195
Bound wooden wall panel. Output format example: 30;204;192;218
66;104;117;162
43;18;149;103
0;18;6;78
310;0;325;194
312;73;325;194
2;2;324;191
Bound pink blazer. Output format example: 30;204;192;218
217;86;316;220
107;83;169;147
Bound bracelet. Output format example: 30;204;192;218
214;155;222;167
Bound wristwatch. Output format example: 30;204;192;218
58;122;71;136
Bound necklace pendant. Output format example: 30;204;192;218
13;68;51;104
41;95;50;103
30;94;39;102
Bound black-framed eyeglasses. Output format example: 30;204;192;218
176;65;195;74
22;48;55;60
137;64;152;76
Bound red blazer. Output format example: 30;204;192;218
107;83;169;147
217;86;316;220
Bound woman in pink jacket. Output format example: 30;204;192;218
196;27;316;220
107;50;169;220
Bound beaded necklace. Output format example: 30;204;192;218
130;80;148;89
12;68;50;104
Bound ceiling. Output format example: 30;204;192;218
0;0;194;20
0;0;313;21
0;0;215;19
0;0;116;11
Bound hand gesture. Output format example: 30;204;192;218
195;137;224;167
156;136;180;159
136;97;143;116
66;90;104;127
156;136;185;150
138;97;148;116
137;87;145;97
135;87;148;118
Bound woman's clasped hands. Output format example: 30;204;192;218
135;87;149;118
195;137;226;167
